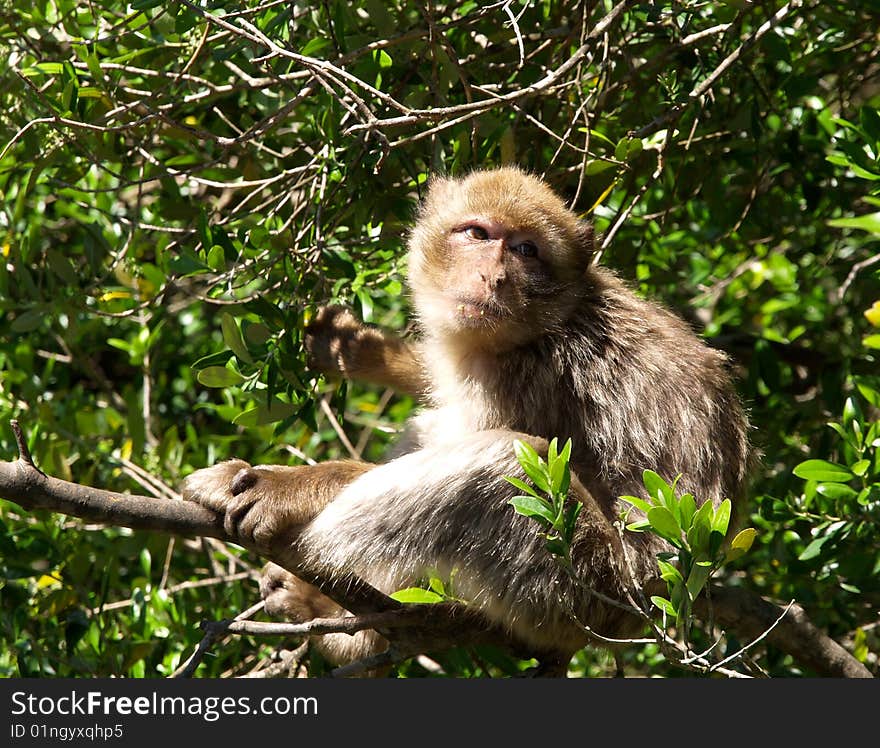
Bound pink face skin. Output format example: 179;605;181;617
445;218;544;325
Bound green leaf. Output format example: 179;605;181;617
563;501;582;540
355;287;374;323
798;535;831;561
828;213;880;233
651;595;677;618
711;499;732;536
513;440;550;494
686;501;714;553
851;460;870;477
646;506;682;546
35;62;64;75
547;437;558;463
169;251;210;277
509;496;555;526
853;376;880;406
626;519;651;532
513;439;540;468
11;308;44;333
793;459;854;483
708;530;726;558
685;562;712;601
584;159;616;175
643;469;672;504
843;396;859;424
679;493;696;530
503;475;540;499
816;483;859;500
206;245;225;271
197;366;245;388
559;437;572;464
107;338;132;354
548;449;571;497
376;49;393;69
730;528;757;554
47;250;78;285
232;400;298;427
826;421;856;447
619;495;652;514
626;138;643;160
615;138;635;161
243;321;272;347
657;559;683;584
301;37;331;56
220;313;253;364
390;588;444;604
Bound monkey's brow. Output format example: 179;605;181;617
451;216;546;237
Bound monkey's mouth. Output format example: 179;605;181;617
454;298;507;323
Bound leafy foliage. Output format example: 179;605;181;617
506;438;580;568
1;1;879;677
621;472;756;634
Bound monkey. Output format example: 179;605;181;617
182;166;753;671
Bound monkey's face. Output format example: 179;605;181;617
408;168;593;351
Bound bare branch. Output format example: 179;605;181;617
700;586;873;679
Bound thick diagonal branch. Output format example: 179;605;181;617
0;450;396;617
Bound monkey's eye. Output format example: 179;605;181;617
511;241;538;258
463;225;489;241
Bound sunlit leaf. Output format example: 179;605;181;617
390;588;444;604
197;366;245;388
793;459;854;482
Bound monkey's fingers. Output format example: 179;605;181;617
304;306;364;374
180;459;252;512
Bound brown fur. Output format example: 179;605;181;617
182;167;753;671
305;305;426;398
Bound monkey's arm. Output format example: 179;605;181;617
182;431;637;657
305;306;427;399
182;457;370;549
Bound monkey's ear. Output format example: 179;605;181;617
575;220;596;265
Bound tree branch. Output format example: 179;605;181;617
0;426;530;665
700;586;873;679
0;422;872;678
0;435;396;617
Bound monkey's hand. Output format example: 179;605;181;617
181;460;309;549
304;305;377;378
305;305;426;398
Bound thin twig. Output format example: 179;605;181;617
10;420;41;473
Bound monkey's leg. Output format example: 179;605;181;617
305;305;426;398
260;562;389;671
